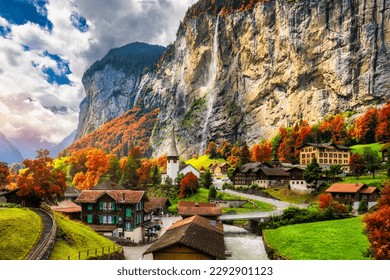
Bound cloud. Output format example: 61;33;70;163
0;0;195;150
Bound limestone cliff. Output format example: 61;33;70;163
76;0;390;158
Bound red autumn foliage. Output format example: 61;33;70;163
375;101;390;143
251;141;272;162
318;193;332;210
319;114;346;144
351;108;378;144
137;158;157;188
62;107;159;158
179;172;200;199
0;161;10;187
16;149;66;199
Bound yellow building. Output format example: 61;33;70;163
298;142;351;172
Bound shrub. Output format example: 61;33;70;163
358;199;368;213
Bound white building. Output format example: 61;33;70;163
162;128;200;182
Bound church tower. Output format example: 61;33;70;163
167;127;179;182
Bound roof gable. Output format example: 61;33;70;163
325;183;366;193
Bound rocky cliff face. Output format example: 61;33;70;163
77;0;390;158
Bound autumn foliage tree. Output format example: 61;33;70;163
0;161;10;188
351;108;378;144
72;148;110;190
251;141;272;162
179;172;200;199
375;101;390;143
16;149;66;200
349;153;366;179
364;182;390;259
319;114;346;144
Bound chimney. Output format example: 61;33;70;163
210;220;216;227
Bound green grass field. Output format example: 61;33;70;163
0;208;42;260
263;188;317;204
185;155;226;170
342;172;387;185
50;213;118;260
350;143;384;157
263;216;370;260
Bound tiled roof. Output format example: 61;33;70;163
299;142;351;150
169;215;223;235
143;215;225;259
325;183;365;193
178;201;222;216
260;167;290;177
75;190;145;204
50;200;81;213
64;186;81;197
359;187;378;194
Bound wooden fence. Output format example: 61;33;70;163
67;245;122;260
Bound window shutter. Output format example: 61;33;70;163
99;215;103;224
99;201;103;210
112;202;116;211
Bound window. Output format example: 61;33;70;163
329;154;333;158
87;214;93;224
87;204;93;211
117;216;123;224
324;159;328;163
344;160;348;164
126;208;132;217
136;214;143;224
125;222;134;231
107;215;113;224
319;159;323;163
102;215;107;224
309;148;312;152
302;160;306;164
344;154;348;158
99;201;103;210
103;202;107;210
324;153;328;157
319;153;323;157
311;153;315;158
302;154;305;158
339;160;342;164
334;154;337;158
338;154;342;158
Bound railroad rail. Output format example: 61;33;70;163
25;205;57;260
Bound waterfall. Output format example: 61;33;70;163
200;15;219;154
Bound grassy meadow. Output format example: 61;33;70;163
185;155;226;170
0;208;42;260
50;213;118;260
263;216;370;260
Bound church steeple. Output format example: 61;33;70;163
167;127;179;182
168;127;179;159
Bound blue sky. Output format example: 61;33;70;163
0;0;195;152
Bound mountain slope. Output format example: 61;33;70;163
75;0;390;158
0;131;24;164
49;130;77;157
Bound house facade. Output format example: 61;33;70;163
298;142;351;172
75;181;150;243
325;183;380;210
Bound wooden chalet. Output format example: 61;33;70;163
50;199;81;220
75;181;153;242
143;215;225;260
233;162;289;188
325;183;380;210
145;197;171;216
177;201;222;220
209;162;230;175
0;188;41;207
381;143;389;162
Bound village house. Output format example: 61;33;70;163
177;201;222;220
50;199;81;220
143;215;225;260
233;162;289;187
381;143;389;162
209;162;230;175
144;197;171;217
325;183;380;210
161;128;200;182
298;142;351;172
75;180;154;243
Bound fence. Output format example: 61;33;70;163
67;245;123;260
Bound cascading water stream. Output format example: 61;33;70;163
200;15;220;154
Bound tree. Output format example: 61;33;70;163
120;155;139;189
375;101;390;143
364;204;390;259
209;185;217;200
179;172;200;199
205;141;218;158
217;141;232;159
0;161;10;188
239;142;251;166
363;147;381;178
16;149;66;200
318;193;332;210
200;169;213;189
319;114;346;144
251;141;273;162
328;164;342;182
303;157;322;189
349;153;366;179
151;164;161;186
352;108;378;144
99;155;122;184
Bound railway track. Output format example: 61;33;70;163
26;207;57;260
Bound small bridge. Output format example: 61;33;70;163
219;210;284;230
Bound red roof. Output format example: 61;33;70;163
75;190;146;204
169;215;223;235
359;187;378;194
325;183;365;193
50;200;81;213
177;201;222;217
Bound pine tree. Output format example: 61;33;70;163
303;157;322;189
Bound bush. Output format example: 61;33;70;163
0;203;22;208
358;199;368;213
167;205;177;214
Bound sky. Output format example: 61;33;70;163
0;0;195;153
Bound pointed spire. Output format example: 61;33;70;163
168;126;179;158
